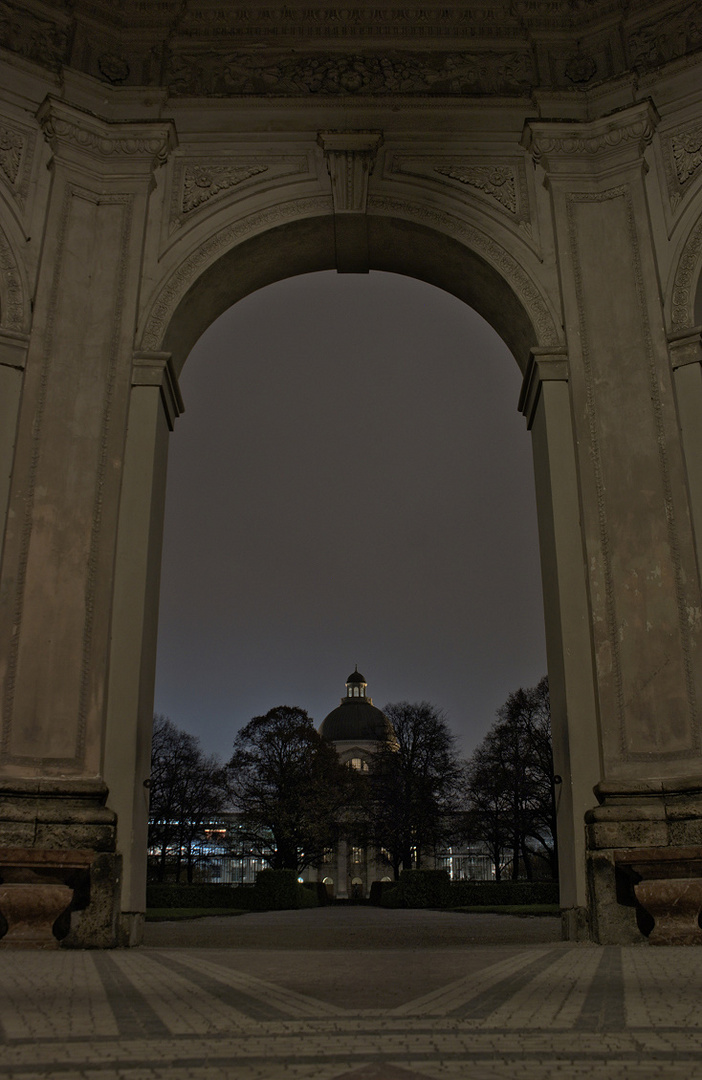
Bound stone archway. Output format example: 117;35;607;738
1;1;702;948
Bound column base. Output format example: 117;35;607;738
0;778;121;948
586;777;702;944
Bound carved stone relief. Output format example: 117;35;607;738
0;0;70;71
671;215;702;332
182;164;269;214
164;49;536;98
168;156;311;230
662;121;702;211
0;117;35;212
0;220;25;331
390;156;530;230
627;0;702;73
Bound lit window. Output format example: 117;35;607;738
350;757;362;770
351;846;363;862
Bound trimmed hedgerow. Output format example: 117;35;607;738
368;880;398;906
377;875;559;909
247;869;319;911
379;869;451;909
449;880;559;907
146;884;254;910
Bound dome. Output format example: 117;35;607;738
346;668;366;684
320;698;394;743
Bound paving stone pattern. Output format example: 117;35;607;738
0;909;700;1079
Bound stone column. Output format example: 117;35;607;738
336;838;349;899
519;349;600;940
103;353;182;947
0;99;175;947
523;102;702;943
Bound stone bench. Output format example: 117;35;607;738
0;848;94;949
615;846;702;945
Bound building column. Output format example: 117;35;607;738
0;99;175;947
519;349;600;940
103;353;182;946
523;102;702;943
336;838;349;899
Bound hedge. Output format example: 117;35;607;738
248;869;318;910
147;872;321;912
448;880;559;907
379;869;451;909
368;880;398;905
146;883;253;910
377;875;559;909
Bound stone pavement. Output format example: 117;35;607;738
1;908;701;1079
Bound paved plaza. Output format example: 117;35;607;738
0;908;701;1079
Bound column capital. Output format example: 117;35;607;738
37;97;177;178
669;327;702;370
132;352;183;431
521;100;659;181
519;346;569;429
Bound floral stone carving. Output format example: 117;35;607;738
433;166;517;214
182;165;270;214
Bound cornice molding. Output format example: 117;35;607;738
522;100;659;174
36;98;177;169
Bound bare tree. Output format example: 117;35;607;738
228;705;357;872
464;677;556;881
366;702;463;877
148;715;231;882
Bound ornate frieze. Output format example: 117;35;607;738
164;49;536;97
0;0;71;71
2;1;700;97
627;0;702;73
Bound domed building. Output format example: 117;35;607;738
319;667;395;771
307;669;395;900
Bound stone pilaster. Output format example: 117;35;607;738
103;352;182;946
0;99;176;947
523;102;702;942
519;348;599;941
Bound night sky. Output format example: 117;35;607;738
153;270;547;764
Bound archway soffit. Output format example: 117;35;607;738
139;192;560;356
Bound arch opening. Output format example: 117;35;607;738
160;213;541;377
